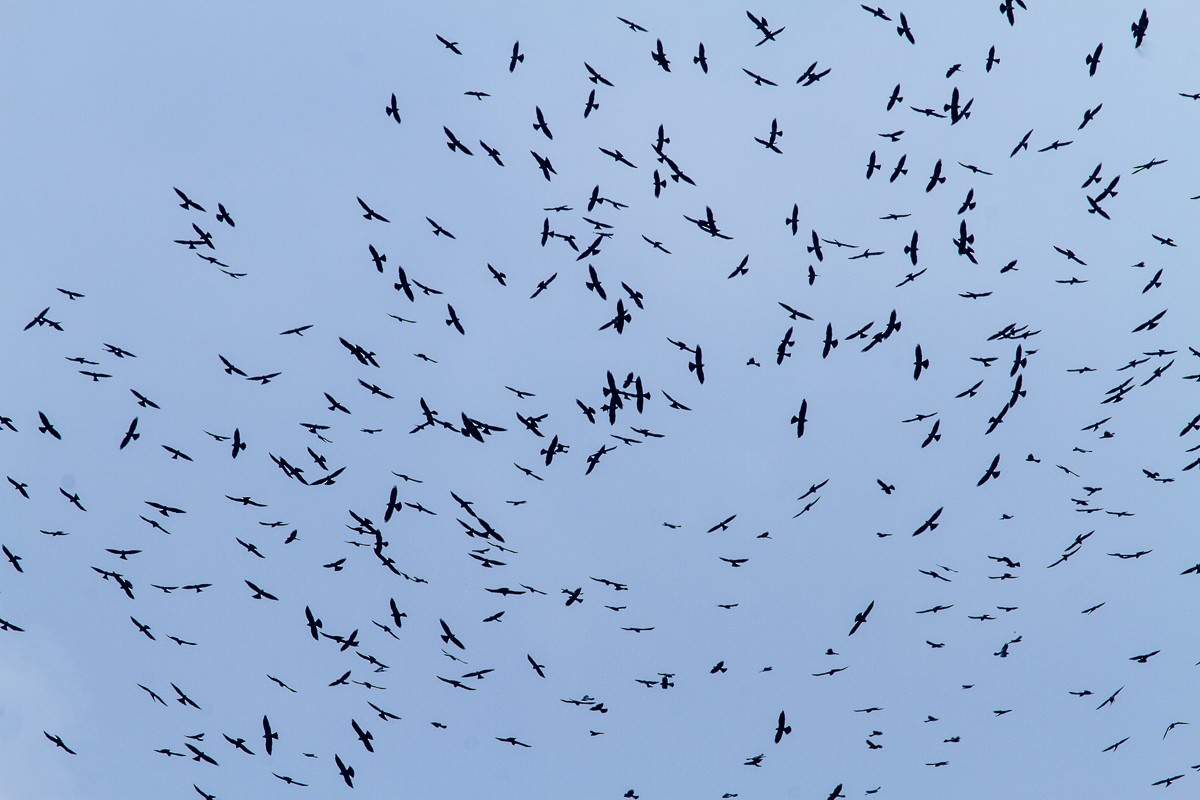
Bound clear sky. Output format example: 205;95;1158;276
2;2;1199;798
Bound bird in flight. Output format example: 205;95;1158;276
849;600;874;635
356;196;389;222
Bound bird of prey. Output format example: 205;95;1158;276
356;196;389;222
245;580;278;601
533;106;553;140
791;400;808;439
585;62;613;86
774;710;792;743
439;619;464;649
44;732;77;754
1085;42;1103;76
385;92;401;123
531;151;556;181
650;39;670;71
1132;9;1150;47
335;754;355;787
849;601;874;636
435;34;462;54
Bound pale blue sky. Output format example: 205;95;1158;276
2;2;1199;798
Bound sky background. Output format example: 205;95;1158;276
2;2;1200;798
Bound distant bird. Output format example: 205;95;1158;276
791;400;808;438
1132;9;1149;48
174;187;204;211
435;34;462;54
774;710;792;743
585;62;614;86
356;196;389;222
531;151;556;181
650;38;670;71
1010;129;1033;157
119;417;139;449
913;345;929;380
335;754;355;787
245;580;278;601
533;106;553;140
444;127;473;155
38;411;62;439
977;453;1003;487
439;619;465;650
262;716;279;754
849;600;874;636
1085;42;1103;76
44;731;76;754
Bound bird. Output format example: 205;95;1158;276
1132;9;1150;48
435;34;461;54
37;411;62;439
650;38;670;71
118;417;139;449
986;45;1001;72
443;127;473;155
532;106;553;140
1097;686;1124;709
774;710;792;743
445;304;465;335
439;619;464;649
262;716;279;754
60;488;86;511
496;736;531;748
530;150;556;181
356;196;389;221
3;544;24;572
1085;42;1103;76
335;754;355;787
977;454;1001;486
245;580;278;601
791;400;808;438
351;719;375;752
44;732;76;754
1163;721;1188;738
585;62;613;86
913;345;929;380
1010;129;1033;157
849;601;874;636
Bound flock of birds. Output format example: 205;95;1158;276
7;3;1200;798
